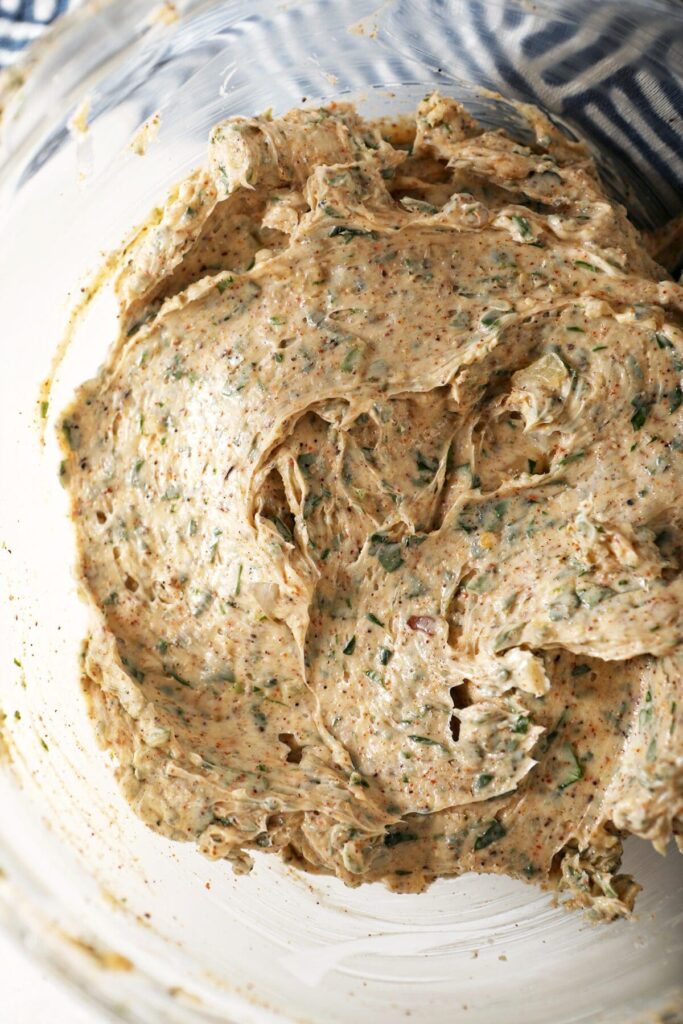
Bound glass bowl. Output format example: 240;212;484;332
0;2;682;1022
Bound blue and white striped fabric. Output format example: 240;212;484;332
372;0;683;225
0;0;70;66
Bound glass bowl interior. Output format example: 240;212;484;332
0;2;682;1022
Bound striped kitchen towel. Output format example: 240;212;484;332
0;0;71;66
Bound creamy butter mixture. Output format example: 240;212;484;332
60;95;683;915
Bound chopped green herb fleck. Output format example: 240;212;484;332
62;420;78;449
557;743;584;790
377;545;404;572
577;583;614;608
165;666;191;687
251;707;267;730
384;829;418;847
272;516;293;544
574;259;600;273
639;689;653;728
543;709;568;750
216;275;234;293
558;449;585;466
296;452;316;476
343;636;356;655
303;493;322;519
329;225;378;240
474;820;506;850
548;591;579;621
415;450;439;476
408;734;442;747
341;346;361;372
511;214;532;239
493;623;526;652
668;386;682;414
481;310;504;328
630;395;651;431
